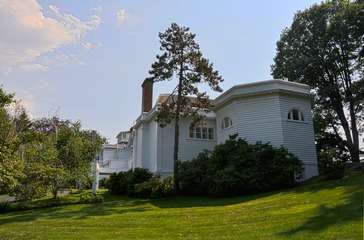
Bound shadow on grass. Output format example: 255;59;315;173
148;192;274;209
290;171;363;194
0;198;149;226
150;172;363;209
1;172;362;230
278;186;363;237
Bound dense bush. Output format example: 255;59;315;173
107;168;153;196
99;178;108;188
177;151;210;195
79;192;104;203
178;135;303;196
134;176;174;198
0;201;10;213
126;168;153;196
318;148;345;180
108;172;129;195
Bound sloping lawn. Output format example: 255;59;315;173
0;172;362;240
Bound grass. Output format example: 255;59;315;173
0;172;363;240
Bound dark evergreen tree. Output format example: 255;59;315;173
145;23;223;190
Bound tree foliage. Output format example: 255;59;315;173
0;86;104;199
145;23;223;190
30;117;104;197
272;0;364;162
0;88;23;193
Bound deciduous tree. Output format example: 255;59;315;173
272;0;364;162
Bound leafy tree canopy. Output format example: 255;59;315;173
272;0;364;161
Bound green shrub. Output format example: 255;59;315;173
177;151;210;195
79;192;104;204
126;168;153;196
178;135;303;196
108;172;128;195
133;176;174;198
0;201;10;213
129;168;153;185
99;178;108;188
318;148;345;180
151;176;174;198
107;168;153;196
133;178;155;198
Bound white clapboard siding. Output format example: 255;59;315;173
216;94;284;147
130;80;318;180
155;118;216;175
278;94;318;179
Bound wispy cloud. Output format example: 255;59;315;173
81;42;102;50
116;8;126;25
49;5;101;41
0;0;102;73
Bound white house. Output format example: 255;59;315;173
128;79;319;180
96;131;131;179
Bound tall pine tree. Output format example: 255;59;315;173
146;23;223;190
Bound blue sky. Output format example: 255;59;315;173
0;0;321;143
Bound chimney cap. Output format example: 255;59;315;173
142;78;153;87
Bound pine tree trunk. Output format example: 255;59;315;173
173;62;184;192
173;114;180;192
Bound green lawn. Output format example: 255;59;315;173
0;172;363;240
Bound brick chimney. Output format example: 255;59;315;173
141;78;153;113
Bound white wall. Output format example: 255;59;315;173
154;117;217;175
156;122;174;174
279;94;318;179
132;120;162;173
98;146;131;174
216;92;318;180
216;94;284;147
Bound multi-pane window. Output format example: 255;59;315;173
208;128;214;139
202;127;207;139
189;124;214;140
288;109;305;121
189;126;194;138
196;127;202;139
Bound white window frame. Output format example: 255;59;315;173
189;124;215;140
221;117;233;130
287;109;305;122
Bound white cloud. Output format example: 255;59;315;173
116;8;126;24
49;5;101;41
0;0;101;73
19;63;49;72
92;6;103;15
81;42;102;50
54;54;85;65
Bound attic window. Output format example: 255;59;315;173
288;109;304;121
221;117;233;129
